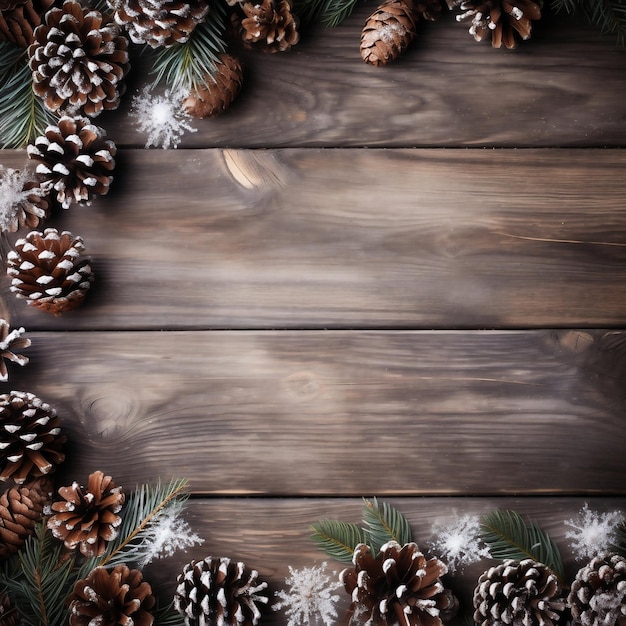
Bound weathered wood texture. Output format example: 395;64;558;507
3;148;626;330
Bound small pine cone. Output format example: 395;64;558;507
27;116;116;209
6;228;94;316
231;0;299;53
414;0;445;20
0;477;53;559
360;0;418;66
473;559;565;626
0;319;30;382
174;556;269;626
111;0;209;47
340;541;457;626
0;166;49;234
568;554;626;626
0;0;53;47
68;565;155;626
28;0;129;116
182;53;243;118
0;591;20;626
47;471;125;557
0;390;65;485
453;0;542;49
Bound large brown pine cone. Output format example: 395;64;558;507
6;228;94;316
0;390;65;485
0;591;20;626
0;319;30;383
174;556;269;626
0;166;49;234
0;0;53;46
340;541;457;626
0;477;53;559
231;0;299;53
568;554;626;626
473;559;565;626
28;0;129;116
27;116;116;209
47;471;125;557
111;0;209;47
68;565;155;626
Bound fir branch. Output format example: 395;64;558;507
321;0;361;27
311;520;366;564
362;498;412;554
153;600;186;626
480;510;565;581
551;0;626;44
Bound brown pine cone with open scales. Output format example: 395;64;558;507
0;319;30;382
47;471;125;557
0;0;53;46
231;0;299;53
6;228;94;316
0;166;49;234
0;390;65;485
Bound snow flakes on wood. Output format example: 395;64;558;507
565;504;625;561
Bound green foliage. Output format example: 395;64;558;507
311;519;366;563
294;0;362;27
551;0;626;44
362;497;412;553
479;509;564;581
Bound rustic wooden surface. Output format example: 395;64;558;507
1;7;626;625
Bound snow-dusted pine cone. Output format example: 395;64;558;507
0;166;49;233
6;228;94;316
27;116;116;209
0;319;30;382
47;471;125;557
111;0;209;47
452;0;542;49
182;53;243;118
174;556;269;626
68;565;155;626
340;541;458;626
28;0;129;116
568;554;626;626
473;559;565;626
0;390;65;485
0;0;53;46
231;0;299;53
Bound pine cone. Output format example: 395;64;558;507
340;541;457;626
47;471;125;558
360;0;418;66
27;116;116;209
453;0;542;49
568;554;626;626
6;228;95;316
0;166;49;234
0;319;30;383
0;0;53;47
182;53;243;118
68;565;155;626
0;477;53;559
174;556;269;626
231;0;299;53
0;591;19;626
0;390;65;485
473;559;565;626
111;0;209;47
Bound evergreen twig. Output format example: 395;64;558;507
362;497;412;553
311;519;366;563
551;0;626;44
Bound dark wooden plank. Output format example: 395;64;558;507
3;148;626;330
4;329;624;495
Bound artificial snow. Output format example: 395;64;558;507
565;504;624;561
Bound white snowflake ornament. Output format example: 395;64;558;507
565;503;624;561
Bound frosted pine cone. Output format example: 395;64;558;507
111;0;209;47
0;319;30;382
473;559;565;626
174;556;269;626
340;541;458;626
0;390;65;484
568;554;626;626
6;228;94;316
0;166;49;233
68;565;155;626
0;0;53;46
231;0;299;53
47;471;125;557
27;116;116;209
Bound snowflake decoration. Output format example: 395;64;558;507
131;86;197;149
428;512;490;573
274;562;341;626
565;503;624;561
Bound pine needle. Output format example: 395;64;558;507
550;0;626;44
311;520;366;564
362;498;412;553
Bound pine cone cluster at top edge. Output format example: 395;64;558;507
568;554;626;626
340;541;458;626
453;0;542;49
28;0;129;116
0;319;30;382
6;228;95;316
182;53;243;118
47;471;125;558
68;565;155;626
473;559;566;626
0;0;53;47
110;0;209;48
0;591;19;626
174;556;270;626
0;390;65;485
27;116;116;209
231;0;299;53
0;477;53;559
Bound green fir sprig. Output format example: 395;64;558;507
294;0;362;27
362;497;412;553
551;0;626;44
